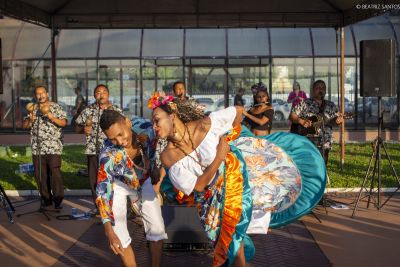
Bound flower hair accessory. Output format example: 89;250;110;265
148;91;175;110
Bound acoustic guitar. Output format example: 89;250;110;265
291;112;354;136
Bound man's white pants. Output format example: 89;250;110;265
112;179;168;248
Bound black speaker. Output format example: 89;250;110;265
360;39;396;97
161;205;211;251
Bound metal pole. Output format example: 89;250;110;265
139;29;144;117
51;19;57;101
340;27;345;170
377;97;382;209
96;29;102;84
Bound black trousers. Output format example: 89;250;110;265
32;154;64;205
87;155;99;206
318;148;330;166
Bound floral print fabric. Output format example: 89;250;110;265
75;104;122;155
28;102;67;155
96;117;156;225
232;136;302;213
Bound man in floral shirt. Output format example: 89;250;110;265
289;80;343;164
23;86;67;209
96;110;167;267
75;84;122;213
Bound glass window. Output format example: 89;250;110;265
57;29;100;58
271;58;312;125
156;59;183;66
189;67;226;113
0;61;13;128
57;60;91;125
228;29;269;56
99;29;141;58
227;66;269;110
0;18;22;60
313;27;356;56
142;62;156;119
272;58;313;97
187;58;225;65
8;60;51;129
157;66;184;93
312;28;337;56
15;23;51;59
315;58;339;101
353;16;395;53
122;63;140;119
388;15;400;54
98;60;122;108
270;28;312;56
228;58;260;65
142;29;183;57
186;29;226;57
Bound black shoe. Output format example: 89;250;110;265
41;199;52;208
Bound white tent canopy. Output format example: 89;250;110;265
0;0;391;29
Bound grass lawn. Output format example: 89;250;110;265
0;145;88;190
0;143;399;190
328;142;400;188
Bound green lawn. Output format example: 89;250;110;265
0;143;399;190
0;145;88;190
327;143;400;188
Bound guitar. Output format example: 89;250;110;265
291;112;354;136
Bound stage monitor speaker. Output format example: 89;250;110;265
161;205;211;251
360;39;396;97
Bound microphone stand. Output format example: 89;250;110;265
95;100;101;155
89;99;101;214
0;184;15;223
17;103;59;221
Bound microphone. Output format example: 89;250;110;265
95;98;103;109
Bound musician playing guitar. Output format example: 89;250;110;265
289;80;344;164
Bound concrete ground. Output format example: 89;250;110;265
1;194;400;267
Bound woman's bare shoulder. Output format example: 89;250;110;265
160;146;174;169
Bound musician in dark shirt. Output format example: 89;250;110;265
289;80;343;164
233;88;245;106
243;88;274;136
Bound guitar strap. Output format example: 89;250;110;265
318;100;326;116
319;100;333;129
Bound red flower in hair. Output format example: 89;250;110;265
148;91;174;110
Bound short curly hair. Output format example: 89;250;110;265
100;109;125;131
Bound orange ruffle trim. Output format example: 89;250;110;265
213;125;244;266
172;125;244;266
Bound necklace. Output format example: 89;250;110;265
170;123;187;144
172;123;206;170
128;134;148;173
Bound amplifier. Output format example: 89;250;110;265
161;205;212;251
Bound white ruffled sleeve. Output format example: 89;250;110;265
169;164;197;196
208;106;237;136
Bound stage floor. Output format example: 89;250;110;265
1;194;400;267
